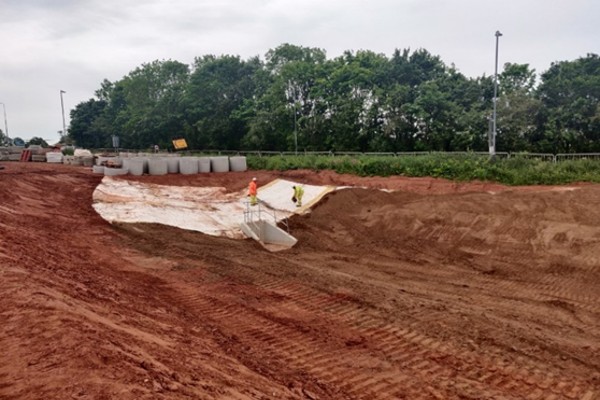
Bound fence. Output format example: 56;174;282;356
88;148;600;163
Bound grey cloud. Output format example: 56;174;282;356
0;0;598;143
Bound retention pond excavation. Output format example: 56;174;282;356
1;162;599;399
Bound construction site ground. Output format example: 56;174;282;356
1;162;599;400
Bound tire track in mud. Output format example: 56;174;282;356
5;164;600;399
163;269;596;400
110;185;600;398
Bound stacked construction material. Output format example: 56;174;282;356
45;151;63;163
210;156;229;172
229;156;247;172
7;146;24;161
101;157;127;176
29;145;46;162
94;154;247;177
20;149;32;162
179;157;199;174
199;157;211;173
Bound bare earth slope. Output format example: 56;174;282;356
1;162;599;399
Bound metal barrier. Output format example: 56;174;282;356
243;199;289;233
556;153;600;161
509;152;556;162
88;148;600;162
395;151;430;157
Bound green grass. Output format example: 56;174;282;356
247;154;600;185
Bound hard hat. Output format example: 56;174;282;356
252;177;257;181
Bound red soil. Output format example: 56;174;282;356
1;162;599;399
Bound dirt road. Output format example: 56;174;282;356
1;162;599;399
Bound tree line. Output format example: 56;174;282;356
67;44;600;153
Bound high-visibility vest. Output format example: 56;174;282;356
294;186;304;198
248;181;257;196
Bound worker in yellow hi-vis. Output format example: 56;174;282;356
291;185;304;207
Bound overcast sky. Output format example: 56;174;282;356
1;0;598;144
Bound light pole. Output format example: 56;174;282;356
490;30;502;158
0;102;8;142
60;90;67;139
294;102;298;155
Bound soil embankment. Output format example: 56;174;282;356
1;162;599;399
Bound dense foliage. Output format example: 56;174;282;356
26;137;50;147
68;44;599;154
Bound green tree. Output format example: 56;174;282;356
186;55;264;150
245;44;328;151
69;99;109;148
500;63;536;94
27;137;49;147
114;60;189;149
495;63;541;152
536;54;600;152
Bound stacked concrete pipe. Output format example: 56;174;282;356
166;157;179;174
92;154;247;176
148;158;168;175
199;157;211;173
210;156;229;172
229;156;247;172
128;158;145;176
179;157;199;174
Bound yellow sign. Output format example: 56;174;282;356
172;138;188;150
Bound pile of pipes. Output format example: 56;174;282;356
94;155;247;176
0;146;63;163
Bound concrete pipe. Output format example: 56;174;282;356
82;157;95;167
92;165;105;174
166;157;179;174
71;157;84;166
210;156;229;173
198;157;211;173
179;157;199;175
148;158;168;175
128;158;145;176
96;156;110;166
229;156;247;172
121;158;131;171
104;167;128;176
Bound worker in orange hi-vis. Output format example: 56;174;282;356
248;177;258;206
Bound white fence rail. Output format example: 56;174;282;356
88;148;600;162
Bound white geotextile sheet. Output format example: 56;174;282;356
92;177;336;238
256;179;336;212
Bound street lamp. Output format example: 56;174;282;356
293;102;298;156
60;90;67;139
490;30;503;158
0;102;8;142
